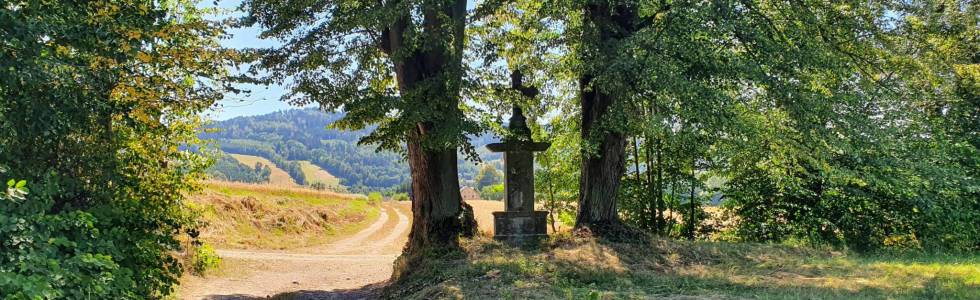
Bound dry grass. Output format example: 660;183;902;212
189;181;376;250
386;235;980;299
465;200;502;236
203;180;366;201
297;160;342;189
228;153;297;186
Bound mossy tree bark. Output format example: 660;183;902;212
574;3;640;234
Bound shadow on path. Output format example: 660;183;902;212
201;282;385;300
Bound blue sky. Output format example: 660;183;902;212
203;1;300;121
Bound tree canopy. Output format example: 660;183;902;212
0;0;238;297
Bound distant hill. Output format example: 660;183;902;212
202;108;501;193
228;154;296;186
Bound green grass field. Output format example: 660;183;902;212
387;235;980;299
188;181;378;250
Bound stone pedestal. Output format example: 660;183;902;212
492;211;549;243
487;71;550;244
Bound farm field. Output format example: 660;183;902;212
228;154;297;186
297;160;343;190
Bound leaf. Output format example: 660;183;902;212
15;180;26;189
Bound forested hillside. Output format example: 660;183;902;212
202;109;500;192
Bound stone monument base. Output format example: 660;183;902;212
493;211;548;243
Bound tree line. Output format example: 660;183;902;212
207;153;273;184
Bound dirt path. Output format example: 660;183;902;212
179;202;412;300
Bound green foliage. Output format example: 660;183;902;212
474;164;502;190
276;158;307;186
240;0;481;154
207;153;271;183
367;192;383;205
392;193;410;202
534;113;580;231
0;0;236;298
310;182;328;191
190;243;221;276
715;0;980;252
482;0;979;251
480;184;505;201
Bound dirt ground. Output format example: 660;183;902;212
178;199;557;299
178;201;411;299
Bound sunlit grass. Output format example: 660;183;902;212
227;153;297;186
188;181;377;250
297;160;342;188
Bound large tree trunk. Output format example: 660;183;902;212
383;0;473;256
404;132;466;253
576;82;628;229
574;4;639;234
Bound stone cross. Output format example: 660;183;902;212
486;70;551;243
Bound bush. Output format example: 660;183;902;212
310;182;328;191
392;193;410;201
480;184;504;201
190;243;222;276
0;1;233;298
367;192;383;205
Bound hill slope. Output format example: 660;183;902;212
298;160;343;190
228;154;296;186
202;108;501;192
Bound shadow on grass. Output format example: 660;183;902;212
202;282;386;300
384;235;980;299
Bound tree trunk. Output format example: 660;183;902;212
688;154;696;240
645;134;657;234
575;3;639;234
382;0;473;255
404;132;466;253
632;136;647;230
576;80;628;229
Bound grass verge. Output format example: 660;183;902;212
386;234;980;299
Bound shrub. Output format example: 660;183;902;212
0;1;234;298
480;184;504;201
190;243;222;276
367;192;384;205
392;193;410;201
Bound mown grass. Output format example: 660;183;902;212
188;181;378;250
228;153;297;186
386;235;979;299
298;160;343;189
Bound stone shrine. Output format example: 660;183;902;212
487;70;551;243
